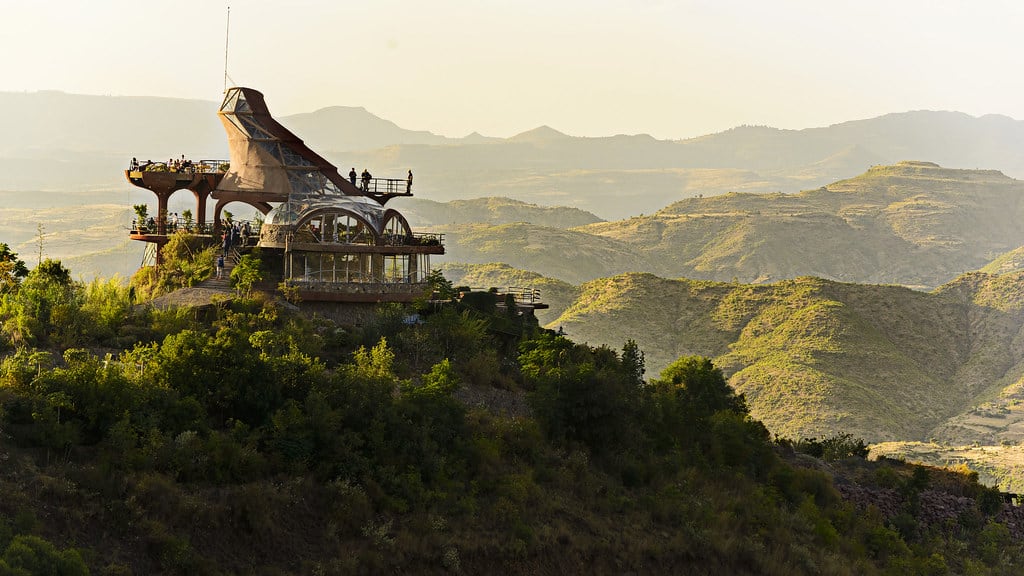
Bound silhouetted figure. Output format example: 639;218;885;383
349;168;357;187
361;169;372;191
407;170;413;193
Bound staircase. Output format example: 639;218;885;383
200;249;240;291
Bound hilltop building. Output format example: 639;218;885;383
126;87;444;305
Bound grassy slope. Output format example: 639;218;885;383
551;271;1024;444
438;223;666;285
397;196;604;229
568;162;1024;288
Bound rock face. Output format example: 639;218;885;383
837;482;1024;540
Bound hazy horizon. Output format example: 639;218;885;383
4;0;1023;140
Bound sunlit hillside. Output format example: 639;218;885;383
550;271;1024;447
441;162;1024;288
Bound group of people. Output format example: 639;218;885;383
220;221;253;255
131;212;187;233
346;168;414;193
349;168;372;191
217;221;255;279
129;155;197;173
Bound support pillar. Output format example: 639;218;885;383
408;254;418;283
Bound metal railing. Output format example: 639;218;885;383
302;230;443;247
353;177;413;196
128;159;230;174
466;286;543;304
131;221;216;235
381;232;444;247
130;219;261;239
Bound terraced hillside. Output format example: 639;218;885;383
549;271;1024;444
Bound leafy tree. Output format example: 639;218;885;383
0;244;28;293
641;355;756;465
655;356;746;417
1;535;88;576
0;259;81;347
426;269;456;300
521;333;639;453
419;358;459;396
231;252;263;298
277;280;301;305
621;339;645;387
353;337;398;384
79;277;132;343
132;204;149;227
32;260;71;286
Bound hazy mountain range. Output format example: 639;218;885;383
4;90;1024;217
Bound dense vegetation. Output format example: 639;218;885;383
0;244;1023;574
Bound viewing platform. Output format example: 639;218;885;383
124;159;230;256
460;286;549;311
356;177;414;205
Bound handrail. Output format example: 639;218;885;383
129;218;262;237
381;232;444;247
465;286;543;304
128;158;230;174
354;177;413;196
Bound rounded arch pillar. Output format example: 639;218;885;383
213;198;273;232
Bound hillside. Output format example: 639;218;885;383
438;223;664;285
437;163;1024;288
394;196;603;229
549;271;1024;444
980;246;1024;275
1;247;1022;573
505;161;1024;288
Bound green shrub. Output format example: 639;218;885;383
1;535;88;576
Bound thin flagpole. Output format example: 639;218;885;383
223;6;231;92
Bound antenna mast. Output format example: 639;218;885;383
223;6;231;92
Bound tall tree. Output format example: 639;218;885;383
0;243;28;293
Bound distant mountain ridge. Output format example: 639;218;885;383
4;90;1024;218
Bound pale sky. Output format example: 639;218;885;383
2;0;1023;139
